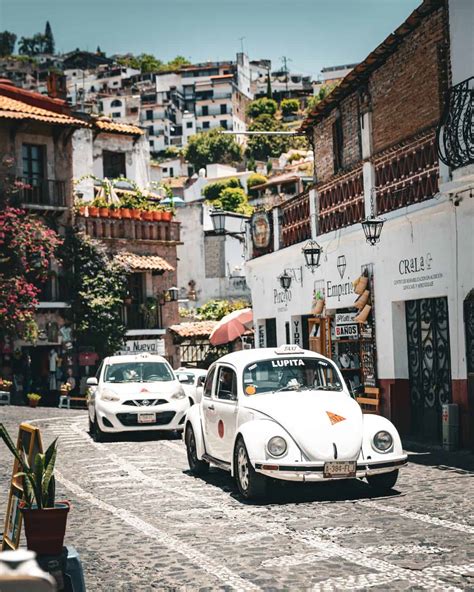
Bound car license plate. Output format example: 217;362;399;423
323;461;356;478
138;413;156;424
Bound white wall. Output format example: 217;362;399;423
449;0;474;85
246;197;474;382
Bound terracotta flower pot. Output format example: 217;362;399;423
354;304;372;324
152;210;163;221
110;209;121;219
142;211;154;221
99;207;109;218
120;208;131;219
21;502;70;555
312;299;325;315
77;206;87;216
131;209;142;220
354;275;369;295
28;399;39;408
354;289;370;310
161;211;172;222
88;206;100;218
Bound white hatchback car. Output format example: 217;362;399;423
184;345;407;500
87;353;189;441
175;368;207;406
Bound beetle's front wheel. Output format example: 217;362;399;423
234;438;267;500
367;470;399;493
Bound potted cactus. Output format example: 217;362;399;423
0;424;70;555
27;393;41;408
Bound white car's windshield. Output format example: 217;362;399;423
243;357;343;395
176;372;195;385
104;362;174;383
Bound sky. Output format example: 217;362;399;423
0;0;421;78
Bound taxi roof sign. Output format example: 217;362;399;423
274;344;304;355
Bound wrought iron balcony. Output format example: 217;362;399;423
123;302;161;330
16;178;67;208
437;76;474;170
279;192;312;248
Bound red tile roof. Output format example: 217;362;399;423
114;252;174;272
168;321;218;339
0;94;88;127
93;117;144;135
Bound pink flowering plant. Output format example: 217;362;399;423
0;206;62;341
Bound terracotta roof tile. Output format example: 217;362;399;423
161;176;188;189
94;118;144;135
168;320;218;339
114;251;174;272
0;95;88;127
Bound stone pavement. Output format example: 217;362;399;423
1;406;473;591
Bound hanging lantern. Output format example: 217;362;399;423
302;240;323;272
166;286;179;302
278;270;292;290
210;208;226;235
361;215;385;246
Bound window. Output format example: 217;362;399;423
90;85;95;92
103;151;126;178
220;120;228;130
112;112;121;118
149;140;154;147
203;367;216;398
202;105;209;116
104;362;174;383
130;107;138;114
265;318;277;347
216;367;237;401
332;114;344;173
169;167;174;177
111;99;122;108
186;121;193;129
146;109;153;120
203;121;210;129
220;104;227;114
22;144;45;183
163;167;168;173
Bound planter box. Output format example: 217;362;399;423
22;502;70;555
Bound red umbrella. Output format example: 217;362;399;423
209;308;253;346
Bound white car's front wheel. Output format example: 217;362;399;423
185;425;209;475
234;437;267;501
367;470;399;493
91;413;108;443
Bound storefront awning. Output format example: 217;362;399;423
114;252;174;273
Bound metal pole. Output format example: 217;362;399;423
219;130;305;136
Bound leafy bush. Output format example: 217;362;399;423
280;98;299;117
247;173;268;191
196;299;250;321
184;129;242;170
213;187;252;216
202;177;241;201
246;98;278;119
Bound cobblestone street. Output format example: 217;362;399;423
1;406;474;591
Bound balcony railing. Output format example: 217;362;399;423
77;216;181;242
16;178;67;208
279;192;311;248
317;166;365;234
375;130;438;215
437;76;474;170
123;303;161;330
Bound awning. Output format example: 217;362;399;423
114;251;174;272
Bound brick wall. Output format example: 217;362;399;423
312;4;449;183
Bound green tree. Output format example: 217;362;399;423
18;33;47;56
245;114;285;161
214;187;252;215
165;55;191;70
246;97;278;119
280;98;299;117
184;129;242;170
63;231;128;357
196;299;249;321
202;177;241;201
0;31;17;56
247;173;267;192
306;83;339;113
44;21;54;54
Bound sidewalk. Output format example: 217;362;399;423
404;439;474;473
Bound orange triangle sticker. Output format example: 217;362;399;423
326;411;346;425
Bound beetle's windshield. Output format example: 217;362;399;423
243;357;343;395
104;362;174;383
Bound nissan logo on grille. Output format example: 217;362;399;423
141;400;150;406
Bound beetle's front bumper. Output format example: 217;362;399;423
254;456;408;482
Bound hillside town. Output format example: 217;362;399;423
0;0;473;589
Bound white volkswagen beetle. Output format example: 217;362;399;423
184;345;407;500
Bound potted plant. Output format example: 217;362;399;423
312;291;325;315
74;197;88;217
109;203;122;219
0;378;13;391
91;195;110;218
0;425;70;555
152;208;163;221
27;393;41;408
161;209;173;222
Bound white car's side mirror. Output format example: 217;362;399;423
86;377;98;387
177;375;188;383
197;376;206;387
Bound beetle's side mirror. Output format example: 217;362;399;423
86;377;98;387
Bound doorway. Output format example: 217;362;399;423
405;297;452;442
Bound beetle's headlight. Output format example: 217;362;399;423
100;390;120;402
171;389;186;400
267;436;287;457
372;430;393;453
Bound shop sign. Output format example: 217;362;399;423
123;339;165;355
251;211;272;250
335;312;356;326
274;289;292;305
393;252;444;292
292;318;302;346
325;253;356;309
335;324;358;339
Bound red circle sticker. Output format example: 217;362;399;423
218;420;224;438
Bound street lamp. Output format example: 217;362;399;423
361;216;385;246
278;270;292;290
167;286;179;302
210;208;227;235
302;239;323;272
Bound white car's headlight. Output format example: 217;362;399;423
267;436;287;457
372;430;393;453
100;390;120;402
171;390;186;400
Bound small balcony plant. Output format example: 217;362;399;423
0;378;13;391
0;423;70;555
27;392;41;408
